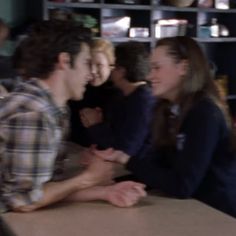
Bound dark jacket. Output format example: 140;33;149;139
68;80;122;147
127;97;236;217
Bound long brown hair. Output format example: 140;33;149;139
152;36;234;149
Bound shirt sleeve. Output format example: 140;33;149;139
127;100;226;198
1;111;60;209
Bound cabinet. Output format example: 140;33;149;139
43;0;236;115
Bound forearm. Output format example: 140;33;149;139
12;172;97;212
65;186;108;202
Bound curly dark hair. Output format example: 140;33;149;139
13;20;92;79
114;41;150;82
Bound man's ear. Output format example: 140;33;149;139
57;52;71;69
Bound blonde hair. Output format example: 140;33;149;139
91;39;114;65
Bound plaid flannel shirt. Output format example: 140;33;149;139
0;78;68;211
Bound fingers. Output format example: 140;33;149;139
79;111;90;127
124;181;146;190
79;109;92;127
92;148;124;163
86;157;115;185
132;185;147;198
88;146;113;162
119;181;147;198
92;148;114;159
116;193;138;208
111;190;143;208
78;153;93;167
79;107;103;127
106;181;147;208
95;107;102;112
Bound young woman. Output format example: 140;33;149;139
95;36;236;217
68;39;121;146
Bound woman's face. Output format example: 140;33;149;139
89;52;111;87
147;46;187;102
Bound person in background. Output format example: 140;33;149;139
0;20;146;213
94;36;236;218
0;18;16;89
80;41;155;158
68;39;122;147
0;18;10;93
0;18;9;48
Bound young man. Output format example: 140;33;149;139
0;21;146;213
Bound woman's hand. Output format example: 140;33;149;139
80;107;103;128
78;147;95;166
92;147;130;165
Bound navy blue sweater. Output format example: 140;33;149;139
87;85;155;156
127;98;236;217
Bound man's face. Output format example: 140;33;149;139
66;43;92;100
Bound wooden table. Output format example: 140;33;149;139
1;195;236;236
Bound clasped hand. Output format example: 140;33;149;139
79;145;130;166
80;107;103;127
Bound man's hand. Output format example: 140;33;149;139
78;147;94;166
105;181;147;207
79;156;115;187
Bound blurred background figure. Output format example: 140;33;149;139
0;18;9;48
0;18;18;92
68;39;122;146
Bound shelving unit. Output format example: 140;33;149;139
43;1;236;43
43;0;236;114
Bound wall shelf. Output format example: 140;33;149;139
43;0;236;113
